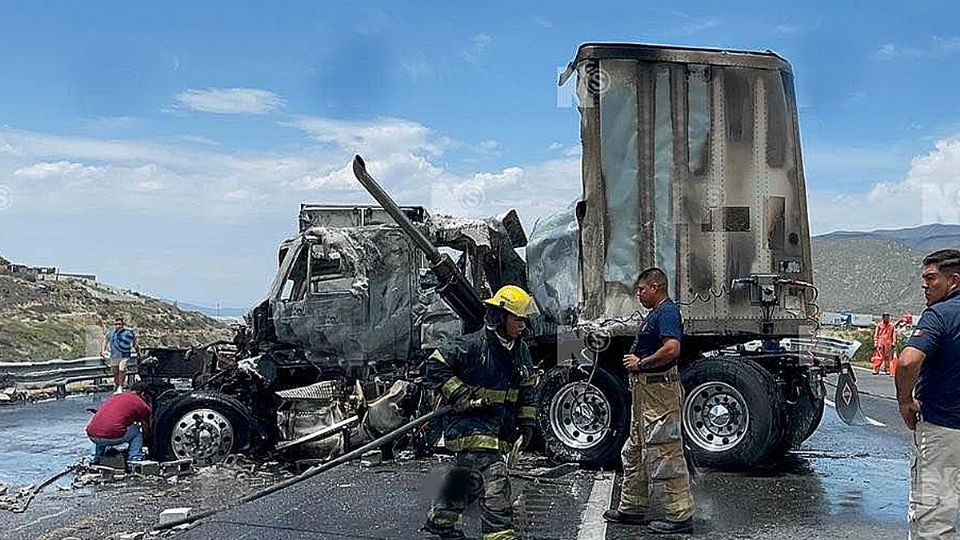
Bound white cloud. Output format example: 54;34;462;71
136;180;163;191
399;53;435;82
808;137;960;233
288;116;449;157
462;33;493;65
14;160;98;179
174;88;285;115
546;142;564;151
875;36;960;61
473;33;492;50
0;116;588;307
532;16;554;29
563;145;582;157
80;116;142;132
0;116;583;239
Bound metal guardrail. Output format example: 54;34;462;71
0;356;138;390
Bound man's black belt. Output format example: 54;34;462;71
641;371;679;384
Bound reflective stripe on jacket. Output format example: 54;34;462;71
426;328;538;453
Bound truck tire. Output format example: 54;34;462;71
537;365;629;468
680;357;786;468
153;395;250;465
781;380;825;451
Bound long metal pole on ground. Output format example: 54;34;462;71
153;404;452;531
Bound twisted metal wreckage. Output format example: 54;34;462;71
140;43;867;478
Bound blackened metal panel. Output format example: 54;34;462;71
721;67;759;319
576;60;606;320
780;70;814;283
597;59;643;318
671;65;691;307
570;44;815;336
683;66;715;297
654;65;677;299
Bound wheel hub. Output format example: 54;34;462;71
549;381;612;450
682;382;750;453
170;408;234;464
707;403;731;427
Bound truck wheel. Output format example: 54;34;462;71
782;380;825;451
681;358;785;468
153;396;249;465
537;365;629;468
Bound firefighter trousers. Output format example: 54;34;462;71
427;449;518;540
909;420;960;540
618;367;695;521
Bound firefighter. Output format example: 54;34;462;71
874;312;896;375
604;267;695;534
422;285;539;540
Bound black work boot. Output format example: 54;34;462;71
602;508;650;525
421;520;466;540
647;517;694;534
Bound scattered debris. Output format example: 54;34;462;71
158;507;193;527
0;463;77;513
788;450;871;460
360;449;382;467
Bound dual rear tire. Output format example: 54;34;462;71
538;357;824;469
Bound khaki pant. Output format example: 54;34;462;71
910;420;960;540
427;450;518;540
618;367;694;521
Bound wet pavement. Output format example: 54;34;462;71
0;368;919;539
0;393;108;485
174;369;913;540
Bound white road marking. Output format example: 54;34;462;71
577;471;614;540
824;398;887;427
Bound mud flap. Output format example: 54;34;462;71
834;367;867;426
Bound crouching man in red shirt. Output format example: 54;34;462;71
86;383;151;464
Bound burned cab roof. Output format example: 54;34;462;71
298;204;428;232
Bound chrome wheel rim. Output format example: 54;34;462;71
682;382;749;453
170;408;234;464
548;381;611;450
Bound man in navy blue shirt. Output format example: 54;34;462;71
604;268;694;535
896;249;960;539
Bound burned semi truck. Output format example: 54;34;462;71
147;43;862;469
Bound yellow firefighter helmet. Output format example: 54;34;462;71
484;285;539;318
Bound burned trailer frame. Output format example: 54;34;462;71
148;204;529;464
529;43;863;468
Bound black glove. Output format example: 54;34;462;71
450;386;488;412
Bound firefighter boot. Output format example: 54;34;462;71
421;520;466;540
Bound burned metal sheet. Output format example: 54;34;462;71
271;224;418;371
525;204;579;328
260;204;529;373
570;43;815;336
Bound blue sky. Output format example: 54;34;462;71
1;0;960;307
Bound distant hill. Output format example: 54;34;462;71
812;236;926;314
810;223;960;315
0;269;231;362
168;301;249;319
816;223;960;253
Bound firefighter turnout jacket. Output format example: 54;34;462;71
426;328;538;453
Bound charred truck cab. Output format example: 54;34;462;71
148;204;528;464
149;43;863;470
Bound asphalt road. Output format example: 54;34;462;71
0;368;919;539
177;367;914;540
